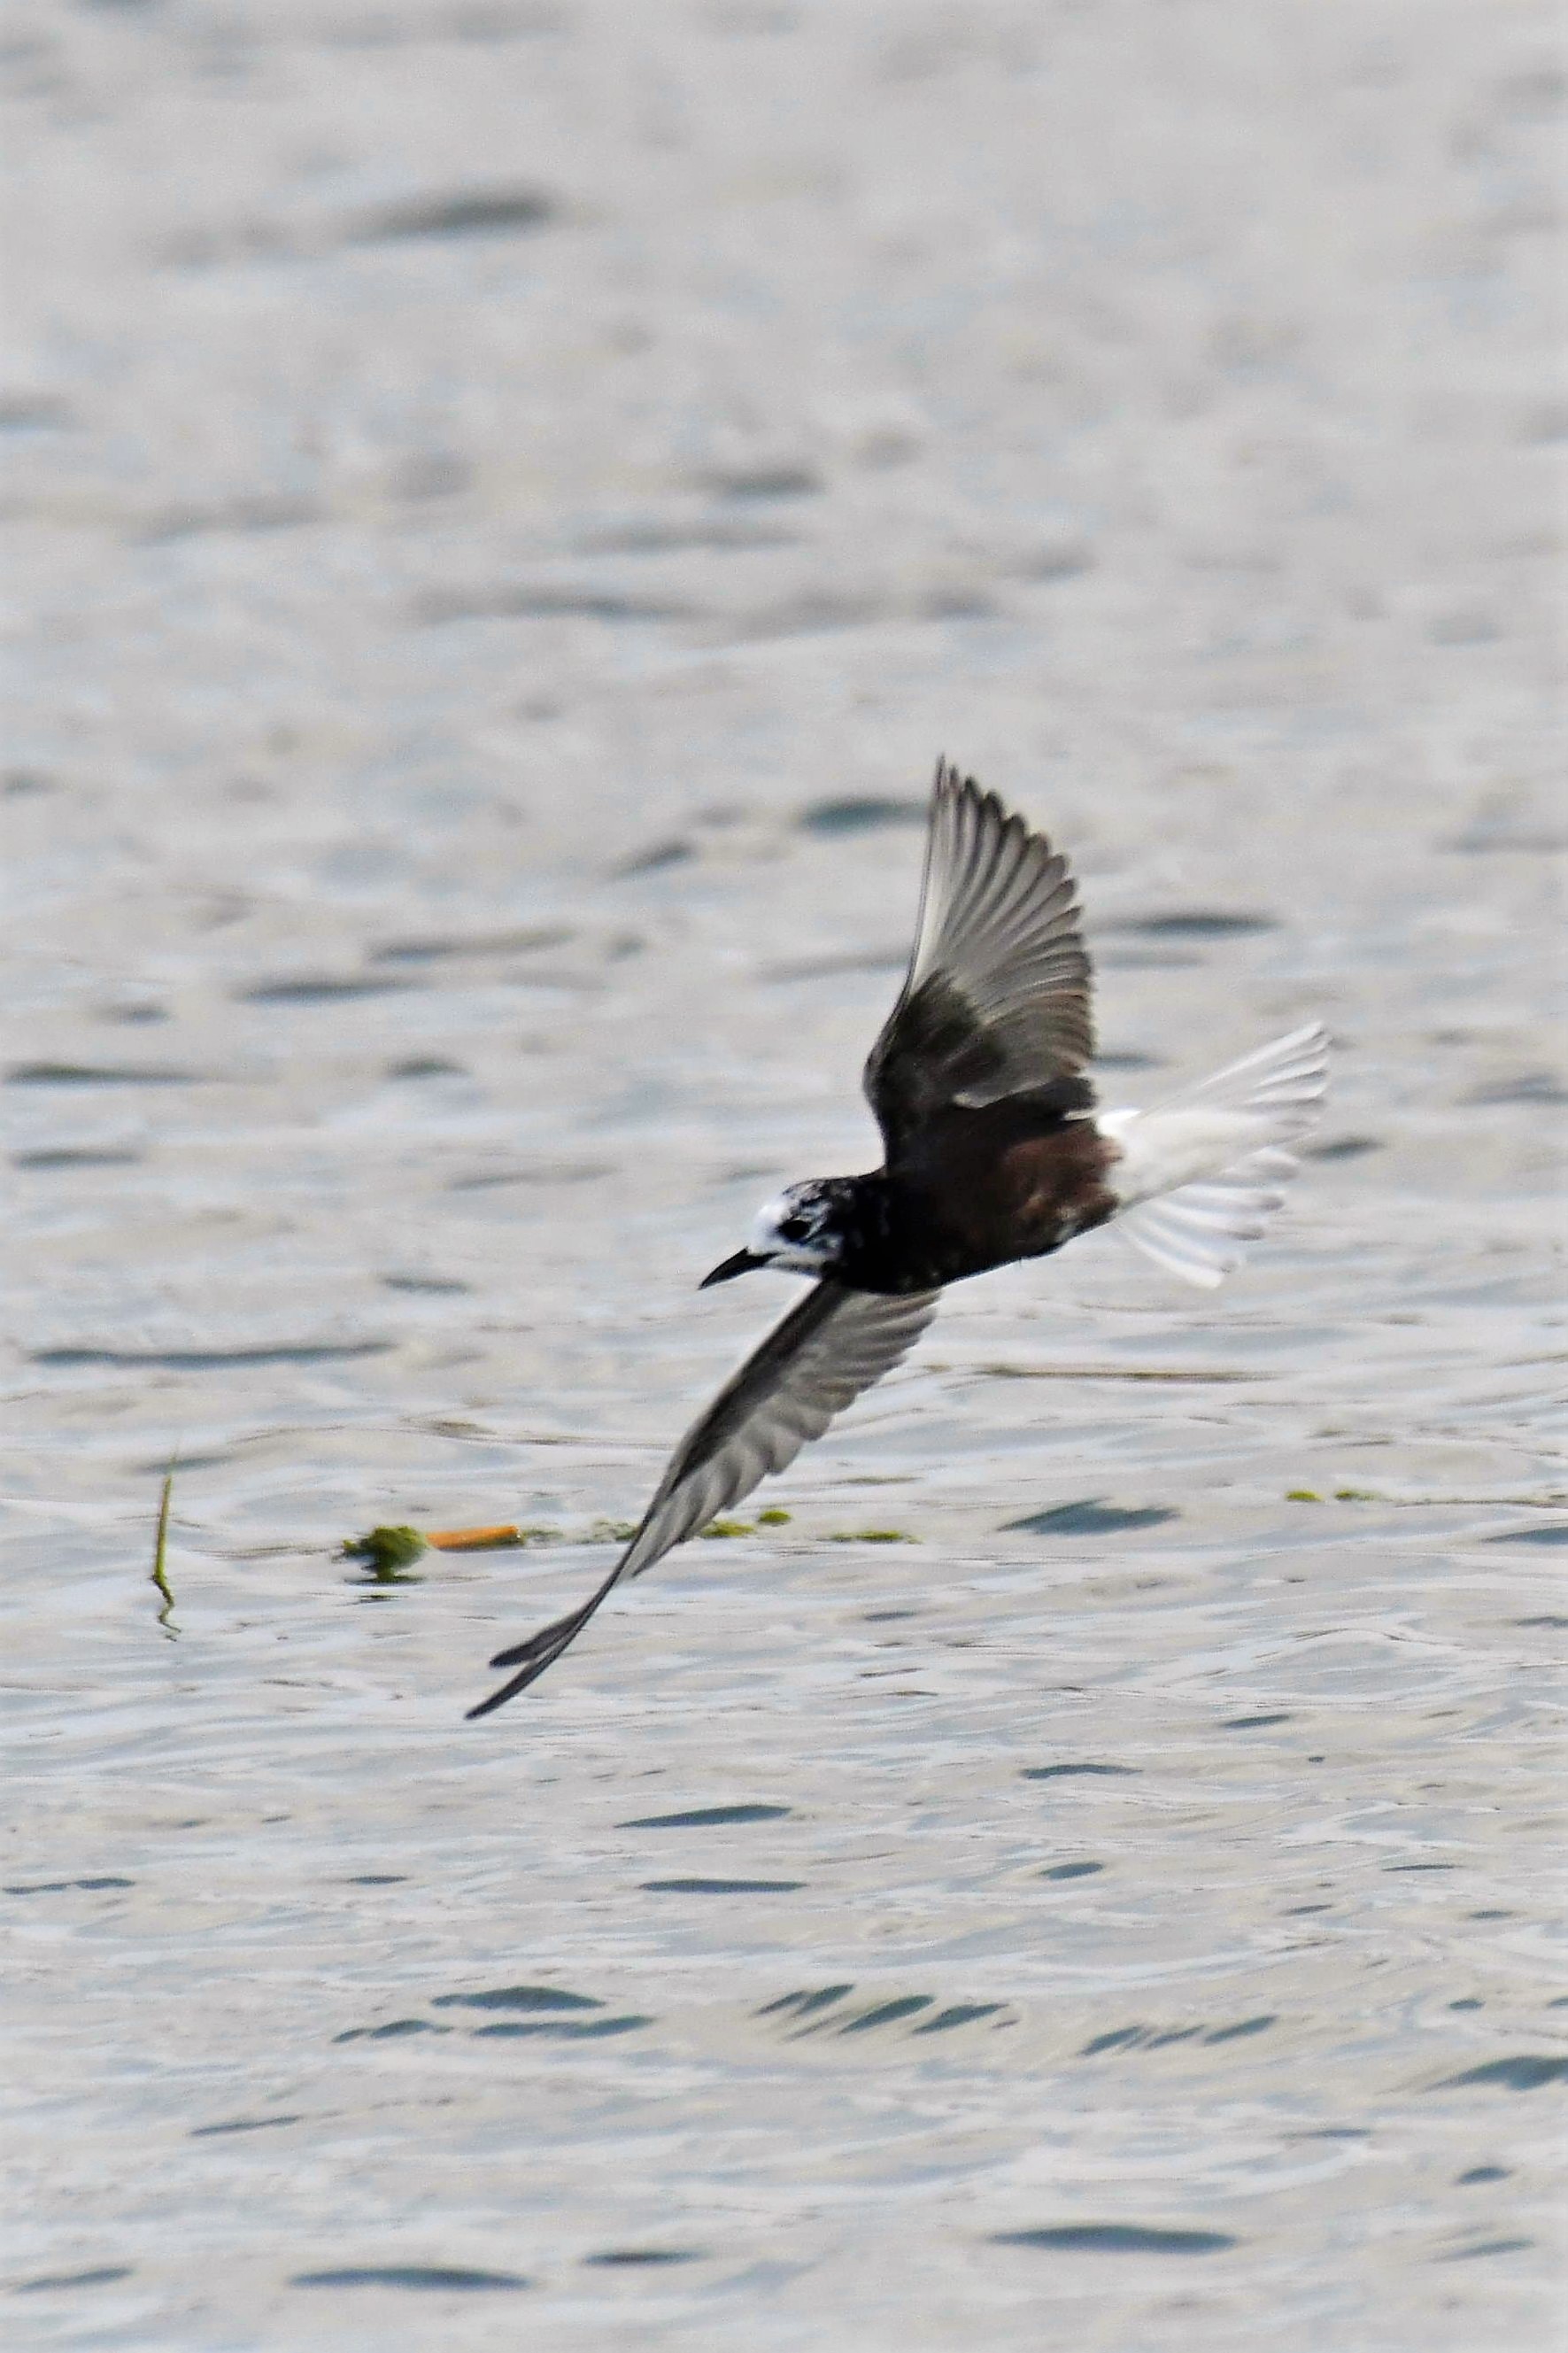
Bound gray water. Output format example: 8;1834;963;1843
4;4;1564;2347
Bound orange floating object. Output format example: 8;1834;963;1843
425;1523;521;1552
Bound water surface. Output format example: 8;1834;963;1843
4;3;1562;2348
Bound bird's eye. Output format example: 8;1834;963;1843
778;1215;809;1243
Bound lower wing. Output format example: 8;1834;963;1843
468;1280;940;1717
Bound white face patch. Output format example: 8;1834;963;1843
748;1188;837;1273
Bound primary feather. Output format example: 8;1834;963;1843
467;1281;939;1716
863;761;1093;1158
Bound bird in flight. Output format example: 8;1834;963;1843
469;762;1326;1717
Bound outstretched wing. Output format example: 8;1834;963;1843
863;762;1094;1162
468;1281;940;1717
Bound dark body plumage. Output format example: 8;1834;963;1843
814;770;1116;1291
806;1084;1118;1295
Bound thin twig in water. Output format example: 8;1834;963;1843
151;1469;178;1637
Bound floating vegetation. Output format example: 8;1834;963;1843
339;1508;815;1564
1281;1485;1399;1505
342;1525;427;1577
830;1529;915;1544
341;1517;660;1566
341;1519;571;1572
150;1469;177;1637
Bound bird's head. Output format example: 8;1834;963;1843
700;1179;855;1287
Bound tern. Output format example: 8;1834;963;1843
469;762;1326;1716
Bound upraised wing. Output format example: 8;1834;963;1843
863;762;1094;1161
468;1280;940;1716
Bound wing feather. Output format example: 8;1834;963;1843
467;1281;940;1716
864;762;1093;1158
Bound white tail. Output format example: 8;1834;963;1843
1098;1024;1329;1288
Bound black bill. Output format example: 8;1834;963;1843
699;1248;768;1288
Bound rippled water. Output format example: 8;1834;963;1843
4;3;1564;2347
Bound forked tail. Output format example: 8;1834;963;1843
1098;1023;1329;1288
